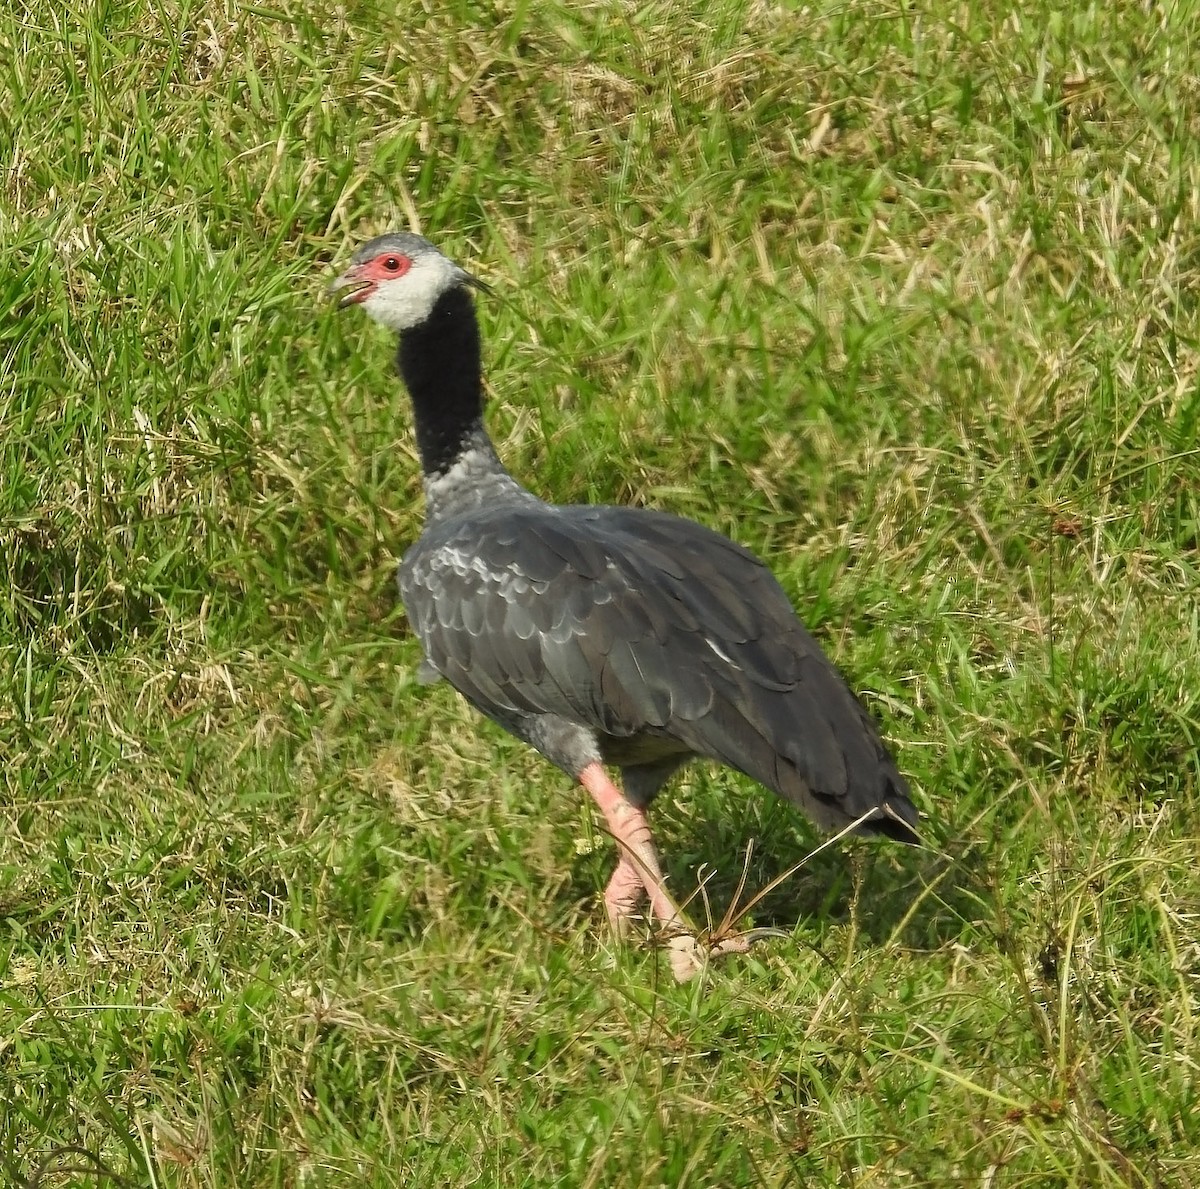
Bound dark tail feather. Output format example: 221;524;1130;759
857;795;921;845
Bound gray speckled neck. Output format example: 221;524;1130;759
423;424;540;523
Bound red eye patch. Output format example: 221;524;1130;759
366;253;412;278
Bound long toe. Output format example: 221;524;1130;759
603;854;647;938
666;928;785;983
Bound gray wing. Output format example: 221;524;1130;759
399;503;917;841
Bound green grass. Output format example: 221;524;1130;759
2;0;1199;1184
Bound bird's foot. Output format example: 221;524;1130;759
665;928;786;983
603;855;647;941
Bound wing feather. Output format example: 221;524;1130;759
399;501;916;835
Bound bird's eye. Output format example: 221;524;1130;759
384;256;402;271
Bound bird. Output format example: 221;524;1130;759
329;231;919;981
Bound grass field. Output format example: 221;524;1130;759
3;0;1199;1184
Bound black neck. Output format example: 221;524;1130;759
396;286;485;476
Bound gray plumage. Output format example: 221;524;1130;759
332;231;919;868
401;438;918;842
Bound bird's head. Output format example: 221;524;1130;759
328;232;487;331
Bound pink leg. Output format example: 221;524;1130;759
603;854;646;935
580;763;683;932
580;762;752;981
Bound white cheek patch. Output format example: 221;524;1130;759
361;253;464;330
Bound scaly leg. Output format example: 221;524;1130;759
602;853;646;935
579;762;754;981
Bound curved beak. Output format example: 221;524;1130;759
327;263;372;309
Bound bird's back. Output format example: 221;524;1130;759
399;498;917;842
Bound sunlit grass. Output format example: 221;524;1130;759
2;1;1198;1185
